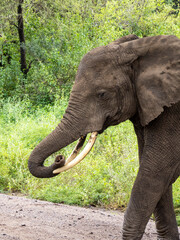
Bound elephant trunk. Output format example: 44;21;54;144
28;111;84;178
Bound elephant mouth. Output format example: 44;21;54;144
98;115;113;134
53;132;98;174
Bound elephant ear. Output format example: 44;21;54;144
121;35;180;126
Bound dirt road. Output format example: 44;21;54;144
0;193;172;240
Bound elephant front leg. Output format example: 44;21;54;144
154;185;179;240
122;168;170;240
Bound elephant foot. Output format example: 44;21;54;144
157;233;180;240
157;238;180;240
156;225;179;240
122;233;144;240
122;227;144;240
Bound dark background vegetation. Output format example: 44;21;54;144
1;0;180;105
0;0;179;223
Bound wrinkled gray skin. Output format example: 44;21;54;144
28;35;180;239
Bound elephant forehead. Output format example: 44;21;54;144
73;77;104;93
74;67;123;91
82;45;109;63
77;45;117;73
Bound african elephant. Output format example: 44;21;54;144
28;34;180;239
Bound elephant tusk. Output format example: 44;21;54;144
53;132;98;174
65;135;87;165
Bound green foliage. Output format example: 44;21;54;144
0;0;180;105
173;178;180;225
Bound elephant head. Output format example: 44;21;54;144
28;34;180;178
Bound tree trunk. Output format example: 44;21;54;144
17;0;28;77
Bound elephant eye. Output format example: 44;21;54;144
98;91;106;99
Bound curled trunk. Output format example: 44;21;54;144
28;126;74;178
28;110;82;178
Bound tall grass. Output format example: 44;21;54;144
0;98;179;223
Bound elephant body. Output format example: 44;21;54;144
127;101;180;239
28;35;180;239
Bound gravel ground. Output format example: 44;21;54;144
0;193;177;240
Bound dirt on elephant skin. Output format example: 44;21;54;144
0;193;178;240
